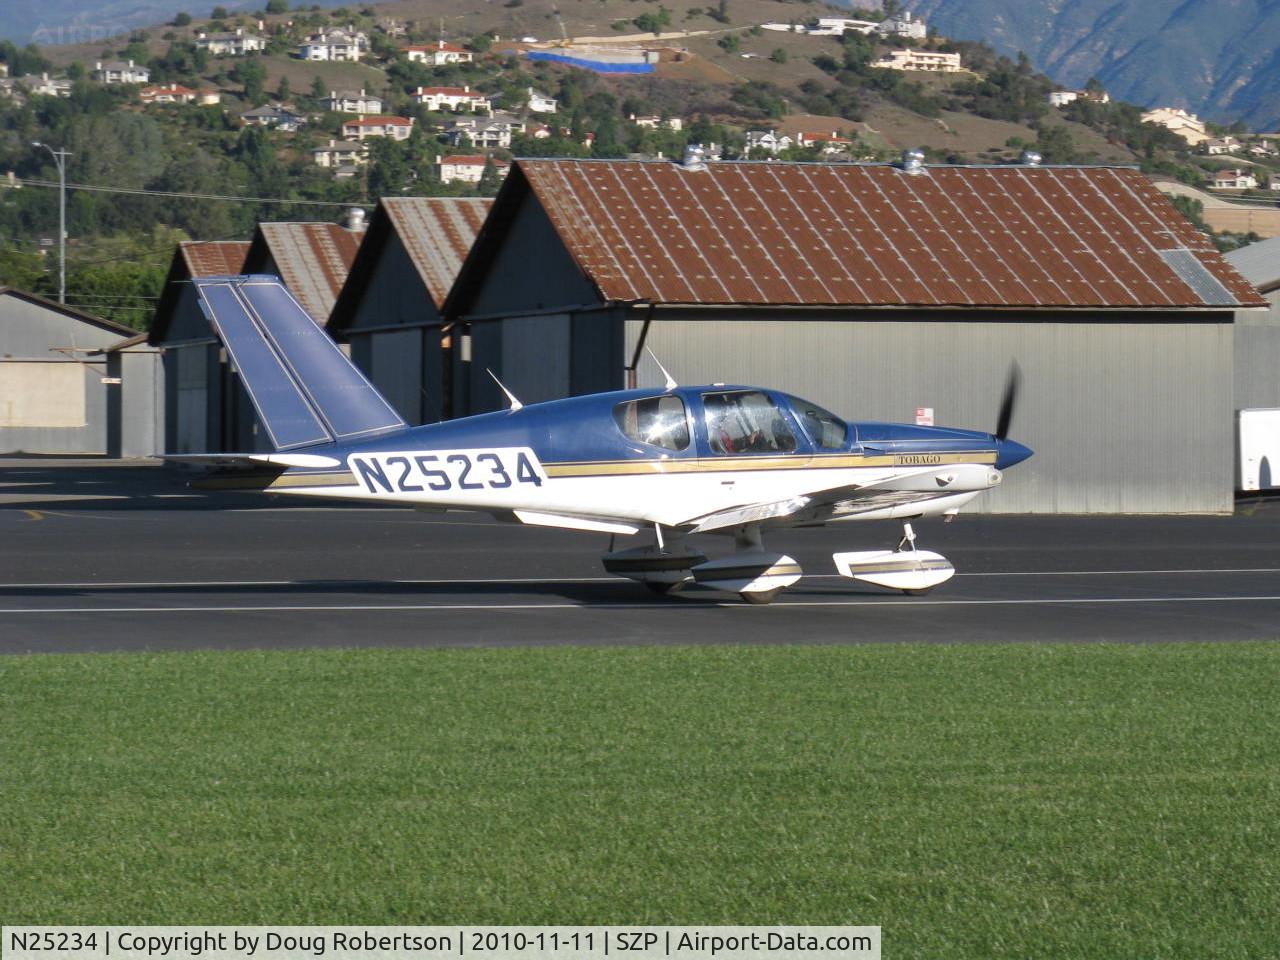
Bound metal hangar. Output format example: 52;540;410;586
443;157;1267;513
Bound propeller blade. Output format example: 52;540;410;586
995;362;1021;439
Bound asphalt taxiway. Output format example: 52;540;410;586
2;462;1279;653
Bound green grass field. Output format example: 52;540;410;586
3;643;1279;957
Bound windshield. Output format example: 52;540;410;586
785;394;848;450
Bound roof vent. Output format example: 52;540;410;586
345;207;367;231
899;147;926;174
1020;150;1042;166
680;143;707;172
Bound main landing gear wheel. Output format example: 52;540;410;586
645;580;687;596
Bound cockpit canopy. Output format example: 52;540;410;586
612;389;850;455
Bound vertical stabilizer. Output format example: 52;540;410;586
193;275;407;450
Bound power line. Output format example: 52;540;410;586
17;177;368;207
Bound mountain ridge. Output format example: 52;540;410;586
905;0;1280;130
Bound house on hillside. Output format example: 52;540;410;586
629;114;682;131
93;60;150;84
1209;169;1257;190
439;156;1265;515
404;41;474;65
872;49;961;72
242;104;307;131
323;89;383;113
875;12;927;39
810;18;877;35
196;28;265;56
313;139;369;168
1203;137;1241;155
20;73;71;97
437;155;508;184
745;130;793;155
141;83;198;104
300;28;368;61
329;197;491;423
1141;106;1209;146
446;115;523;149
341;115;414;140
411;85;491;112
527;88;558;113
794;130;853;154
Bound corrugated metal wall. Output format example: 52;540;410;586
1236;293;1280;410
0;297;124;455
629;317;1234;514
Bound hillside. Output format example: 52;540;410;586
9;0;1268;328
906;0;1280;132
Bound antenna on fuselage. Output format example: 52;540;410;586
645;348;678;391
486;368;523;411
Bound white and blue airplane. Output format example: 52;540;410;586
179;276;1032;603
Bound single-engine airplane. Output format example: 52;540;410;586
178;276;1032;603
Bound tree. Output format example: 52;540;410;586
266;0;289;12
477;158;503;195
173;11;192;26
717;33;740;54
310;75;326;100
211;6;229;18
770;47;787;64
231;58;267;103
277;75;291;102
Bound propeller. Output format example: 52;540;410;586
994;361;1021;439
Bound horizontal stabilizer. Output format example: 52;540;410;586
193;276;407;450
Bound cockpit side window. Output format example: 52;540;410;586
786;394;849;450
612;395;690;451
703;390;798;455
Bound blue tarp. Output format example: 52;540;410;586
519;50;654;73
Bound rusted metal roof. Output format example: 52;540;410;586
381;197;492;309
329;198;492;332
511;159;1266;309
246;222;361;323
180;240;249;277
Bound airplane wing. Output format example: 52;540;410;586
163;452;343;469
680;467;968;533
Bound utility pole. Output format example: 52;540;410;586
32;141;71;304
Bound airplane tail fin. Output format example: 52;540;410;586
192;275;406;451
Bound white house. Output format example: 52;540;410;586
1049;90;1078;107
437;154;508;185
629;114;683;131
300;28;368;61
313;139;369;168
140;83;198;104
1210;168;1258;190
810;17;877;36
195;28;265;56
324;89;383;113
1203;136;1241;156
411;85;491;112
404;41;474;65
876;12;927;39
795;129;853;154
21;73;71;97
527;87;558;113
745;130;793;155
93;60;150;84
1141;106;1209;146
341;115;414;140
872;49;961;73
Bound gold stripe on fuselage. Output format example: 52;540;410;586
542;451;996;478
